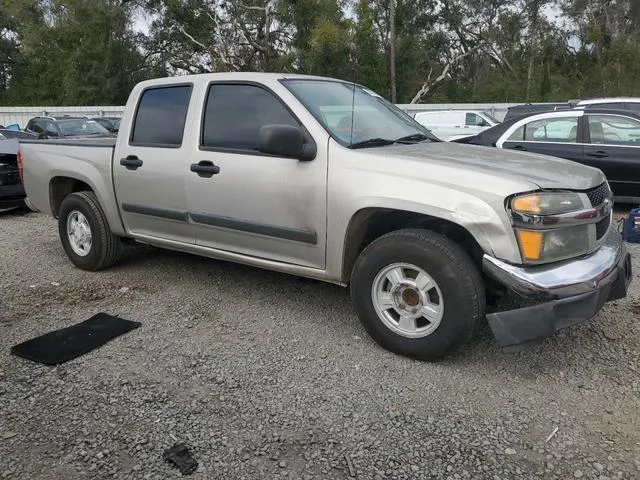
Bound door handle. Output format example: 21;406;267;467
190;160;220;178
587;151;609;158
513;145;527;151
120;155;143;170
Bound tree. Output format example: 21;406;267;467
2;0;150;105
3;0;640;106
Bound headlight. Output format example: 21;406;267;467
511;192;592;263
515;226;590;263
511;192;583;215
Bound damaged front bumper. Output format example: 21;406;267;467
483;227;632;349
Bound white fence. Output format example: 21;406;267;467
1;102;536;128
0;106;125;128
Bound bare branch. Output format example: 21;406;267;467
176;25;208;51
234;2;267;12
410;45;484;104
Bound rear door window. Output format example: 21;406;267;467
587;115;640;145
130;85;192;147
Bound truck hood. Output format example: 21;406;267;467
374;141;605;191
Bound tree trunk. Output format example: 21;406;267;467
389;0;397;103
526;52;534;101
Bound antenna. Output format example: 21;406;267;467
350;81;356;146
349;42;358;146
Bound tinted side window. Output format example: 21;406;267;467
44;121;58;135
588;115;640;145
131;85;192;147
201;84;299;151
519;117;579;143
30;120;43;133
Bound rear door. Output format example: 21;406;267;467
499;115;584;162
583;113;640;199
113;83;195;243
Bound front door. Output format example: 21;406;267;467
186;82;327;269
583;114;640;199
113;84;195;244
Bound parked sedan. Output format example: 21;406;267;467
454;108;640;202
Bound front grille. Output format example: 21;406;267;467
596;213;611;239
585;182;610;207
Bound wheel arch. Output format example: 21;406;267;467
49;176;93;217
340;207;487;284
48;173;126;236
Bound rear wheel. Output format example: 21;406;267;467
350;228;485;360
58;191;121;271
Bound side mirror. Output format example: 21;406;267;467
259;124;315;161
45;129;59;137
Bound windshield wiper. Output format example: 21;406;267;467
394;133;433;143
347;138;396;149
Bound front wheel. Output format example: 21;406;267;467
58;191;121;271
350;229;485;360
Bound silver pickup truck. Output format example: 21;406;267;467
20;73;632;360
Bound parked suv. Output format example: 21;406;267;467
503;103;572;121
576;98;640;114
26;116;115;139
92;117;121;133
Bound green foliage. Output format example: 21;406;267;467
1;0;640;105
1;0;151;105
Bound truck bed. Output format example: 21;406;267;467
20;138;121;232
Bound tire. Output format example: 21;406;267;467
58;191;121;271
350;228;485;361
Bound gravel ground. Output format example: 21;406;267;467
1;209;639;480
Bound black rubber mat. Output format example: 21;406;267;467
11;313;141;365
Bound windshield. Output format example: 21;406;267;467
283;80;439;148
482;111;501;124
58;119;110;136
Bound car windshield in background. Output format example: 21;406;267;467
482;111;500;124
283;80;438;148
58;119;110;136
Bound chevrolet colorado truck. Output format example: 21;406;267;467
19;73;632;360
